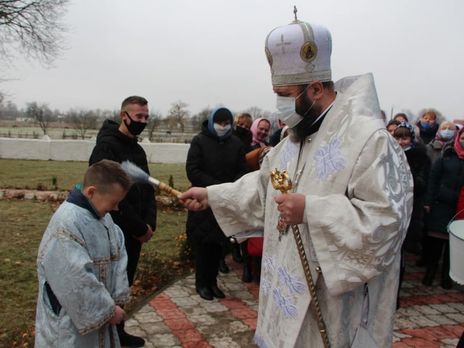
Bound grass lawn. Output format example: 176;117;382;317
0;159;190;347
0;200;53;347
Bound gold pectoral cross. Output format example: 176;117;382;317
270;168;293;240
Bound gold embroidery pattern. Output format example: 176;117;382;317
300;41;318;63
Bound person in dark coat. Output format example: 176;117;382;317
269;119;285;146
394;123;431;253
228;112;254;266
426;120;458;164
422;127;464;289
393;123;431;307
89;95;156;348
233;112;253;153
186;107;248;300
415;110;439;145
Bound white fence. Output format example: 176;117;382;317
0;137;190;163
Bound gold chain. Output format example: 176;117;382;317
271;168;330;348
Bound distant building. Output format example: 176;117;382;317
15;117;31;123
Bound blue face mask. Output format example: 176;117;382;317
421;121;432;129
439;129;455;140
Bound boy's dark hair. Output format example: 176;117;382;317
393;125;413;139
121;96;148;109
84;160;131;192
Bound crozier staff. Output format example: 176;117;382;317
181;8;413;348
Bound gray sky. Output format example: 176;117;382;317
3;0;464;120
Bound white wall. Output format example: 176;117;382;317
0;137;189;163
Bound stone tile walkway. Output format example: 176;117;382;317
126;255;464;347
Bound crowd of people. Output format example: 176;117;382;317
387;110;464;293
191;106;464;306
33;9;463;348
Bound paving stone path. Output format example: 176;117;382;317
126;255;464;347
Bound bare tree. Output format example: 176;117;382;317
191;107;211;131
67;109;98;139
25;101;53;135
0;0;69;65
0;99;20;120
147;111;163;141
244;106;265;120
167;101;189;133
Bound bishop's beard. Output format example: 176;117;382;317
288;96;322;142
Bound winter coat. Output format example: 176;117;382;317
424;143;464;234
416;121;439;145
232;126;253;152
186;120;248;244
403;144;431;252
426;139;445;164
89;120;157;238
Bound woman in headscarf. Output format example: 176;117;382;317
249;117;271;150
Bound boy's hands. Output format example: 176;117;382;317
109;305;126;325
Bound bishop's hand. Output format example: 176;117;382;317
274;193;306;225
179;187;209;211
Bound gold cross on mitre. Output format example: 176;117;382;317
292;5;300;23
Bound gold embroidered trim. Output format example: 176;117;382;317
78;306;115;336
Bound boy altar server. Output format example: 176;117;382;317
35;160;131;348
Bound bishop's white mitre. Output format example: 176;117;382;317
265;15;332;86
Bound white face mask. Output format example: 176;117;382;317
275;87;315;128
214;123;231;137
439;129;455;140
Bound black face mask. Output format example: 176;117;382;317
124;112;146;136
234;126;253;146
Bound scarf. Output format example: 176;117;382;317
454;129;464;160
250;118;271;148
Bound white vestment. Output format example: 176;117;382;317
208;74;413;348
35;199;130;348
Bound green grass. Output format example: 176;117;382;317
0;159;190;192
0;159;190;347
0;200;53;347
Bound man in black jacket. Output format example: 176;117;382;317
89;95;156;348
